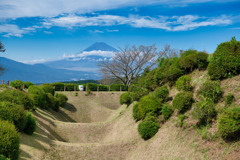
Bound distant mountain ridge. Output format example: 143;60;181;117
43;42;118;73
0;42;117;83
83;42;118;52
0;57;99;84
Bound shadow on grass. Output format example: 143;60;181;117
62;103;77;112
36;108;76;123
19;149;32;160
36;118;67;142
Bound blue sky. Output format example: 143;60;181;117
0;0;240;64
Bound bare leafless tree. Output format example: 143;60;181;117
0;41;5;52
0;41;5;75
98;44;157;88
157;44;182;59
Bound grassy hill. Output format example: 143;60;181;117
19;73;240;160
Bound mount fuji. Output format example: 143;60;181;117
43;42;118;73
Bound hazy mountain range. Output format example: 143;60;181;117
0;42;118;84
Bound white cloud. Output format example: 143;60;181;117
0;14;233;37
106;29;119;32
63;50;115;59
43;14;232;31
20;58;51;64
0;0;233;19
0;24;40;37
43;31;53;34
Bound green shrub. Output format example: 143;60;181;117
55;93;68;107
133;103;141;121
179;50;209;72
225;93;235;106
173;92;193;113
161;104;173;121
24;81;34;89
176;114;187;127
0;154;9;160
28;86;47;109
53;97;60;111
46;93;55;109
137;93;163;120
179;50;198;72
75;92;78;96
131;87;149;101
176;75;192;91
110;84;127;91
42;84;55;95
24;112;36;135
0;102;27;132
138;115;160;140
0;89;34;110
128;84;138;92
164;65;184;86
197;80;222;103
0;120;20;160
196;52;209;70
218;107;240;140
120;92;132;106
192;100;217;125
10;80;24;90
154;86;169;101
208;37;240;80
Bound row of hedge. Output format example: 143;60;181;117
86;83;127;91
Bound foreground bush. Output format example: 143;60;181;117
176;75;192;91
24;81;34;89
0;120;20;160
24;112;36;135
131;87;149;101
138;115;160;140
173;92;193;113
136;93;163;120
225;93;235;106
120;92;132;106
10;80;24;90
161;104;173;121
55;93;68;107
53;97;60;111
42;84;55;95
192;100;217;125
208;37;240;80
179;50;209;72
154;86;169;101
218;107;240;140
28;86;47;109
0;102;27;132
133;103;141;121
0;154;9;160
46;93;55;109
197;80;222;103
0;89;34;110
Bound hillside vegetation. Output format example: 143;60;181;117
1;38;240;160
